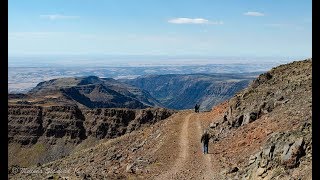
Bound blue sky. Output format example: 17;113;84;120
8;0;312;58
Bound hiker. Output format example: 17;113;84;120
194;104;198;113
200;130;210;154
196;104;200;113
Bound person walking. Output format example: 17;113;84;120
194;104;198;113
196;104;200;113
200;130;210;154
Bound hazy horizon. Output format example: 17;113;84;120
8;54;308;68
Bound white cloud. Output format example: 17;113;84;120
40;14;80;20
243;11;265;17
168;18;223;25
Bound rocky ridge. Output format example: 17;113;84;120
9;76;163;109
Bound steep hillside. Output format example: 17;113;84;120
205;59;312;179
9;76;163;109
122;73;256;110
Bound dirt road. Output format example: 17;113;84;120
154;111;219;180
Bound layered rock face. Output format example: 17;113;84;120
8;105;175;166
9;105;87;145
8;105;175;146
8;105;43;145
83;108;175;139
42;106;87;144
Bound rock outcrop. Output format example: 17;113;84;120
224;122;312;179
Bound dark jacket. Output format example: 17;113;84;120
201;133;210;144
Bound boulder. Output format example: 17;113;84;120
256;167;266;176
126;163;136;173
227;166;239;174
281;137;305;168
241;112;258;126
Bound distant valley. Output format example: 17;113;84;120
122;73;256;110
8;62;270;111
9;71;258;111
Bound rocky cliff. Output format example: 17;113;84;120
8;105;175;146
8;105;175;166
8;105;44;145
9;105;87;146
83;108;175;139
